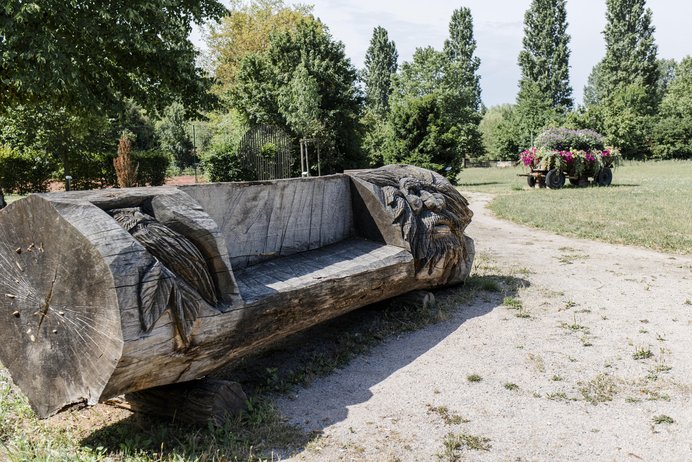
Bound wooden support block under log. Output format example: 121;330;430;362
0;164;475;420
391;291;437;311
122;378;248;427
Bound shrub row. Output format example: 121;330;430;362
0;146;171;193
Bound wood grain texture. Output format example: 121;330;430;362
180;176;353;269
0;167;475;419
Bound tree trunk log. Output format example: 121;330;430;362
0;166;475;418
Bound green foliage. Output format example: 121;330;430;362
479;104;521;160
202;142;253;182
443;7;482;111
591;0;659;109
386;94;458;174
362;26;398;115
207;0;314;97
518;0;573;111
599;84;655;159
386;10;485;175
156;103;196;170
514;80;562;147
0;146;57;194
132;150;171;186
68;151;117;190
233;19;364;173
1;0;226;116
653;56;692;159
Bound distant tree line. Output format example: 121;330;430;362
483;0;691;161
1;0;689;198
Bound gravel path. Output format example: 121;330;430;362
276;192;692;462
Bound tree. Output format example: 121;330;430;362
479;105;522;160
583;62;604;107
157;103;195;170
1;0;226;116
591;0;659;109
517;0;572;111
207;0;313;98
444;7;482;111
653;57;692;159
362;27;398;115
386;94;458;173
389;42;483;178
233;20;363;173
514;81;560;148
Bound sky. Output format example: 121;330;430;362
192;0;692;107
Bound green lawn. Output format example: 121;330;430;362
457;160;692;254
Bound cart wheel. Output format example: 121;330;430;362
527;175;537;187
545;168;565;189
596;167;613;186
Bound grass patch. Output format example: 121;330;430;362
504;383;519;391
438;432;492;460
652;415;675;425
580;373;618;404
459;161;692;254
633;346;654;360
427;405;469;425
466;374;482;383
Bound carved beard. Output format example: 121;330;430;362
384;184;466;276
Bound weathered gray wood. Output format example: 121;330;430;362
0;165;475;419
180;176;353;270
122;378;248;426
346;165;475;286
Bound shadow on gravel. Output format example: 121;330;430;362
80;275;529;459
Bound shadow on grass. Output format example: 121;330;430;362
80;274;529;460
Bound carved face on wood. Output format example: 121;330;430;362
356;165;473;281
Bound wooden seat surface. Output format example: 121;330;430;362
235;239;413;305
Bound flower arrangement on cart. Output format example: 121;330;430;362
519;128;620;189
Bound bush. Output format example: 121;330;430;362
203;143;254;182
535;128;605;151
68;151;117;190
133;150;171;186
0;145;57;193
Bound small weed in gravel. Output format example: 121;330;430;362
652;415;674;425
504;383;519;391
633;346;654;360
580;374;618;404
427;405;469;425
438;432;492;460
466;374;482;383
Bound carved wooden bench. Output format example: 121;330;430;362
0;164;474;422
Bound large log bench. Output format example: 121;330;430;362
0;164;474;421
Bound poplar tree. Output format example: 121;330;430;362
517;0;572;111
362;27;398;115
443;7;482;111
597;0;659;110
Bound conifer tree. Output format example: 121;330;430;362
362;27;398;115
596;0;659;110
443;7;482;111
517;0;572;111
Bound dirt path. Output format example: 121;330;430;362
276;192;692;462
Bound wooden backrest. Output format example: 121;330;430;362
181;175;353;269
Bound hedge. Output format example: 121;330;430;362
0;145;57;194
